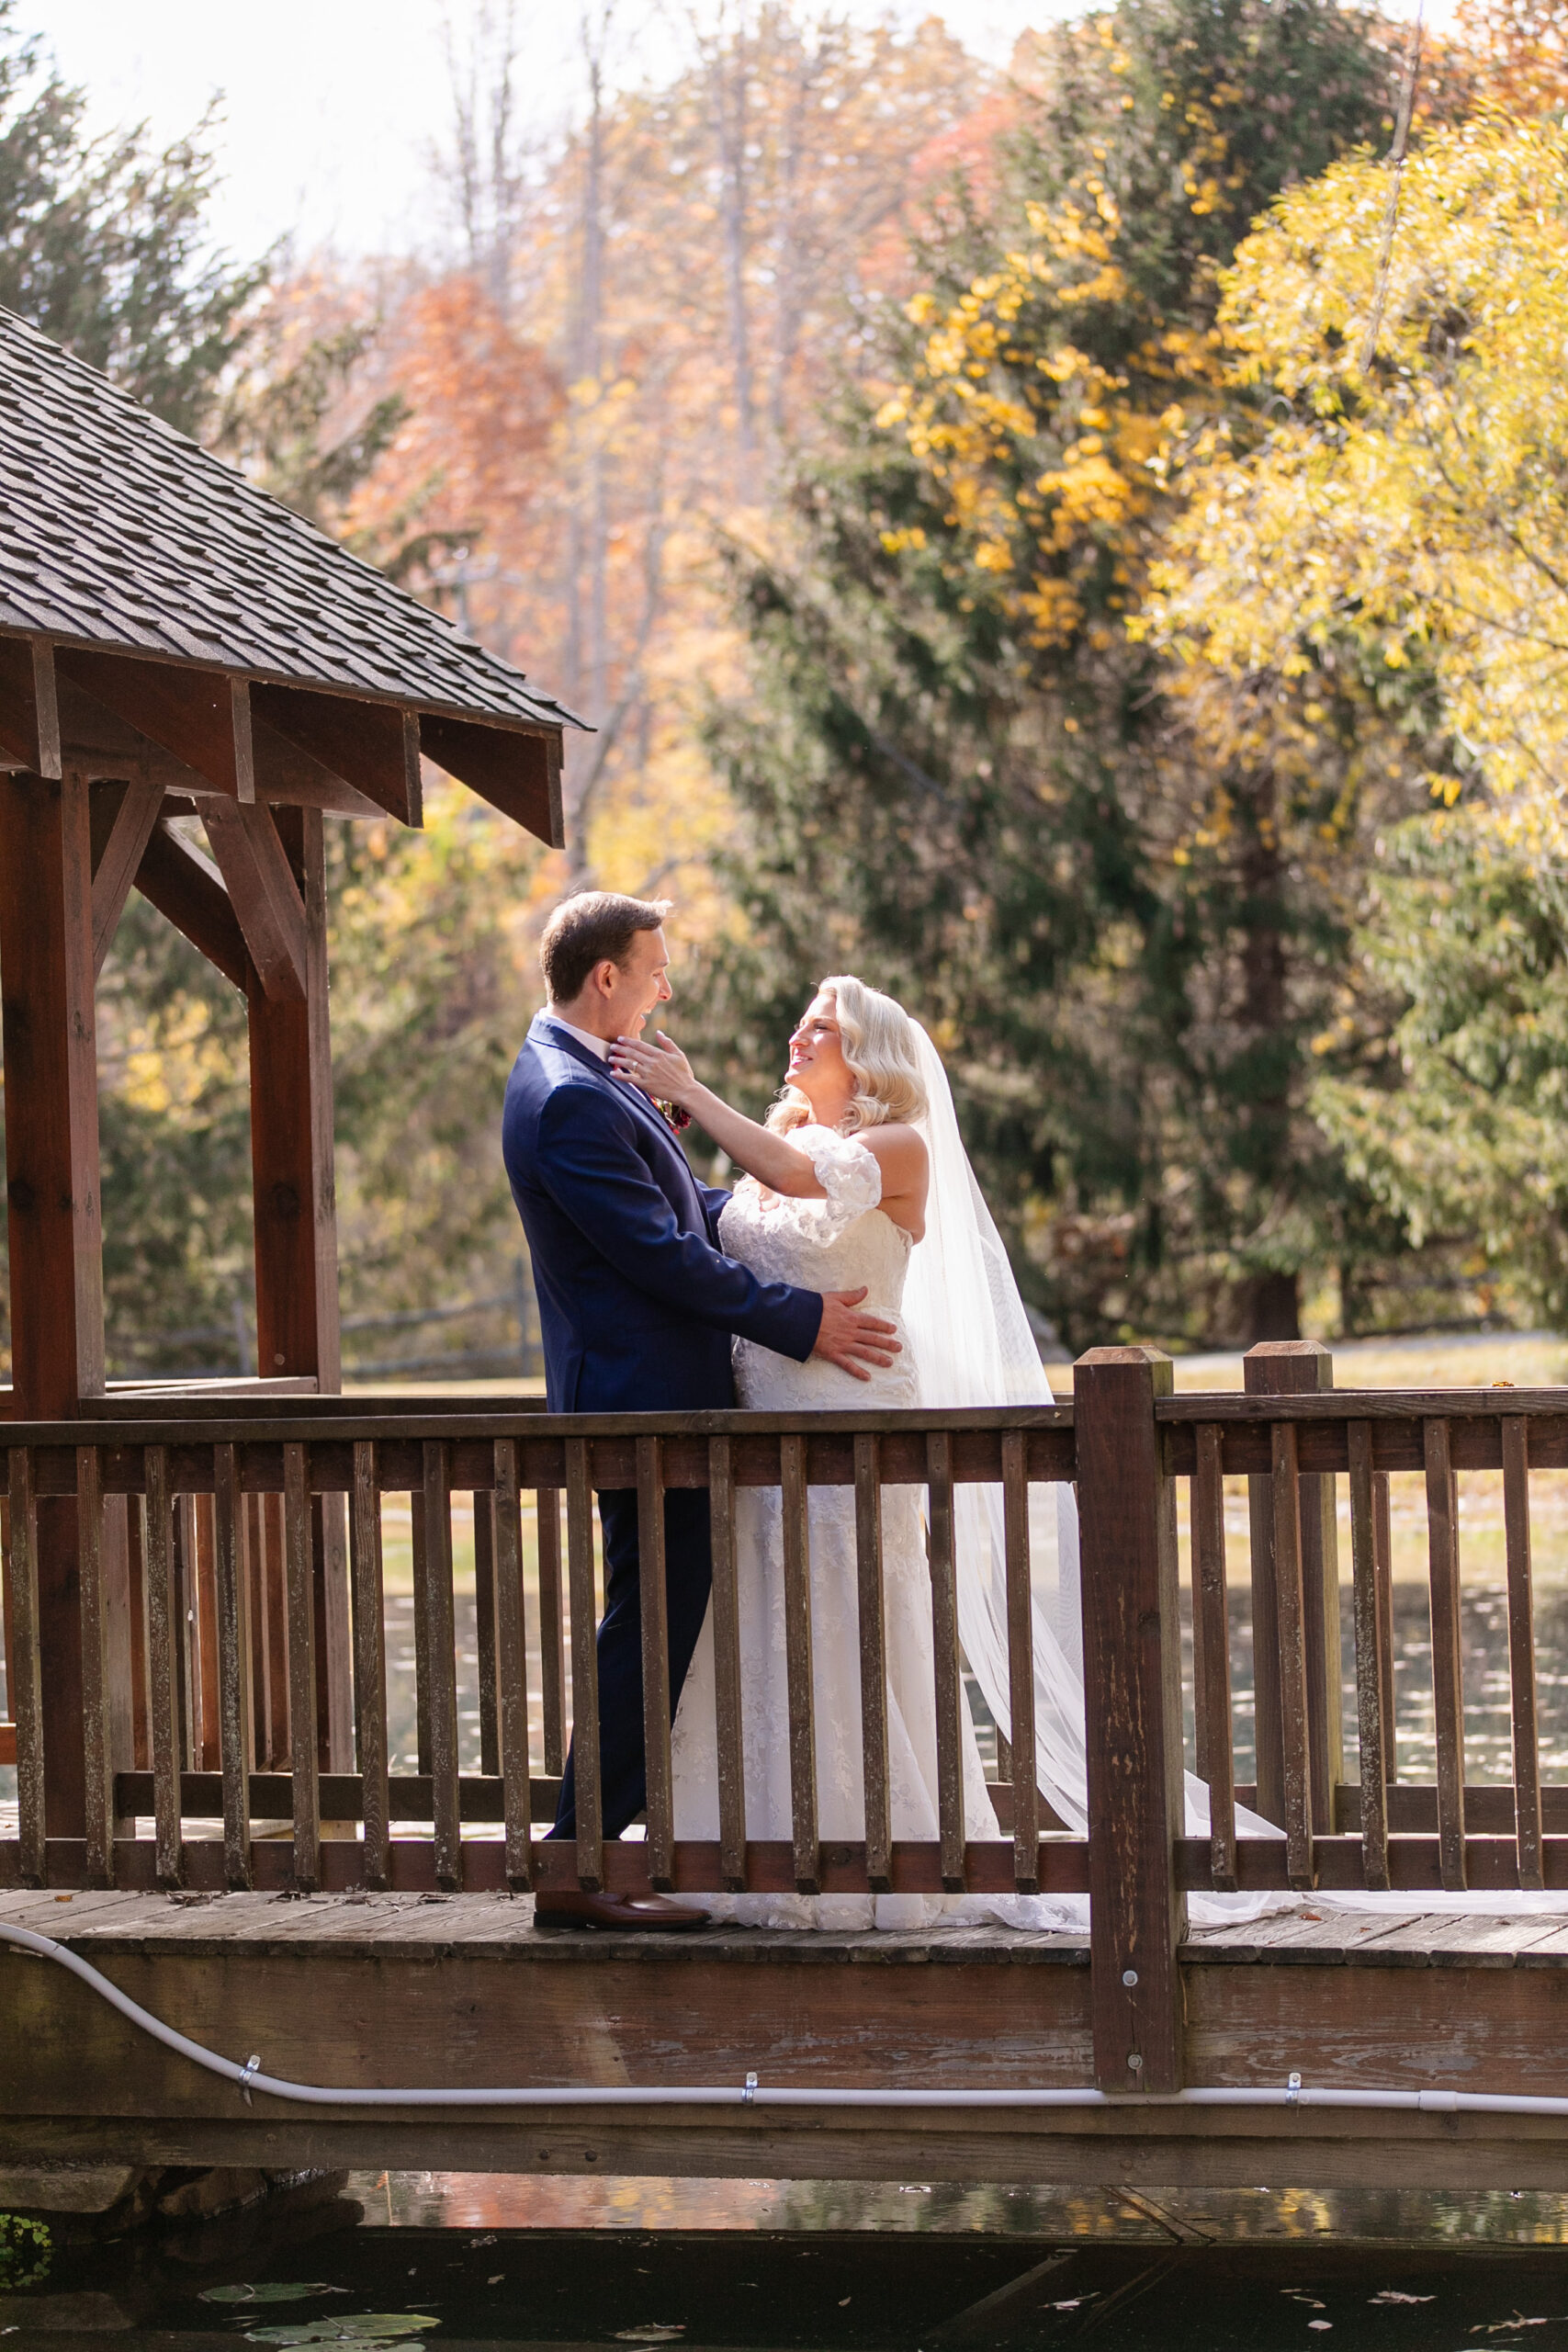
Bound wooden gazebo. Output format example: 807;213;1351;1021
0;306;576;1835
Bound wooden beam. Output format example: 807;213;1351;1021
249;718;395;819
0;775;105;1412
200;803;307;1001
249;807;342;1393
254;684;423;827
419;714;562;846
89;781;164;978
0;775;106;1846
244;806;351;1773
1076;1344;1186;2098
133;820;249;990
0;637;62;778
55;650;255;803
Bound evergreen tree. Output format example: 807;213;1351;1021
698;0;1424;1348
0;1;261;433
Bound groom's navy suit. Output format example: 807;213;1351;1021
502;1012;821;1839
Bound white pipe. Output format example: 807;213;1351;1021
1;1917;1562;2119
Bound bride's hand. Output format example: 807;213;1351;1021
609;1030;698;1106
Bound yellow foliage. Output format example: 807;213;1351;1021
1145;117;1568;841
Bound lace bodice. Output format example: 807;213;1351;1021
717;1124;919;1408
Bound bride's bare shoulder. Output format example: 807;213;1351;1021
859;1125;928;1183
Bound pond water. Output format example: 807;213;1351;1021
8;2172;1568;2348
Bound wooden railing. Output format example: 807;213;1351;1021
1;1341;1565;2091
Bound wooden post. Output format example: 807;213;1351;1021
1076;1345;1187;2096
1244;1341;1342;1833
245;807;351;1770
0;774;106;1844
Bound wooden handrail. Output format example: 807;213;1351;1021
0;1358;1560;2090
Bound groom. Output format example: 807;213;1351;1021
502;890;898;1929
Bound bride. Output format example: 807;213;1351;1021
609;974;1089;1929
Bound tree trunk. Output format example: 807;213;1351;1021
1235;767;1300;1345
716;25;754;468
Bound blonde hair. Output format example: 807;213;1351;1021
769;975;929;1135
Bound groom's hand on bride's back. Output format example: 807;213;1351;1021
812;1287;901;1380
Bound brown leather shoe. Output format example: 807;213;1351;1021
533;1889;710;1933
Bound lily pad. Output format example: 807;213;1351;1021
203;2283;336;2305
243;2321;437;2348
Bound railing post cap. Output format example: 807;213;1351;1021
1073;1345;1174;1397
1244;1339;1334;1395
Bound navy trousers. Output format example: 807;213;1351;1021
550;1486;714;1842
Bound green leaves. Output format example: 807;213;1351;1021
202;2282;339;2304
1314;817;1568;1326
0;1;263;434
243;2318;437;2347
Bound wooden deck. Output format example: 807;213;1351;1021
9;1888;1568;2193
9;1362;1568;2192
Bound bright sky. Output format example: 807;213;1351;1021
35;0;1089;266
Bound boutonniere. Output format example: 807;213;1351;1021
656;1099;692;1134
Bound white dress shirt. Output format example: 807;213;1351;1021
546;1011;611;1062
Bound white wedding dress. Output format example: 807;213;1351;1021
670;1024;1568;1931
670;1122;1059;1928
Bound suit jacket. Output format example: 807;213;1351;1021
502;1012;823;1413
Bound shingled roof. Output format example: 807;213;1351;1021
0;305;576;734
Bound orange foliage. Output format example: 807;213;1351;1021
348;277;560;591
1449;0;1568;114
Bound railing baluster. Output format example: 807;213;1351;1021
780;1431;819;1895
1002;1431;1039;1894
637;1436;674;1891
0;1489;13;1751
474;1486;500;1779
411;1487;433;1776
537;1486;566;1777
77;1444;114;1888
284;1441;321;1894
350;1442;389;1892
212;1443;253;1892
1270;1419;1314;1890
1348;1420;1390;1893
854;1432;892;1895
128;1495;150;1774
708;1437;746;1892
6;1449;45;1887
492;1438;533;1892
1192;1423;1236;1894
175;1494;197;1773
422;1440;462;1893
1502;1416;1542;1892
926;1430;964;1894
1424;1418;1466;1892
194;1496;220;1772
564;1440;603;1891
144;1446;183;1889
1373;1471;1397;1784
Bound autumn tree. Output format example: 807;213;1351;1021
371;5;993;908
1154;115;1568;1317
700;0;1412;1348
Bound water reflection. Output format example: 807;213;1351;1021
353;2169;1568;2246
